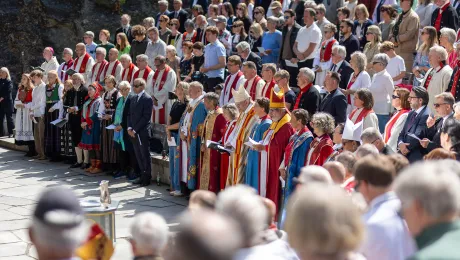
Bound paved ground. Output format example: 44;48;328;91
0;147;188;259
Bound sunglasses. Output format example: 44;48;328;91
160;20;166;22
254;11;261;14
284;16;291;19
392;95;400;99
433;103;448;108
169;23;178;26
133;84;141;88
372;62;382;65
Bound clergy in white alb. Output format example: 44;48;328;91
72;43;95;87
242;61;265;100
89;47;109;85
220;55;246;106
149;56;177;124
131;54;154;89
57;48;74;83
40;47;59;83
103;48;123;82
119;54;139;84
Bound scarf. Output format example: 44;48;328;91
113;96;128;151
294;83;312;109
451;61;460;96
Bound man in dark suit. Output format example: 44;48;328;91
237;41;262;75
115;14;133;43
454;0;460;17
189;0;208;14
293;68;320;117
128;78;154;186
319;72;347;124
397;86;431;163
279;9;302;88
431;0;459;34
157;0;171;29
169;0;189;33
289;0;305;26
330;45;353;90
419;92;455;154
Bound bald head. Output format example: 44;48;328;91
323;162;346;184
75;43;86;57
189;190;217;211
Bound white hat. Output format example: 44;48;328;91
232;86;250;103
342;119;363;142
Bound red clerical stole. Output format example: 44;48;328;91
294;83;312;110
384;109;409;143
74;53;91;73
262;80;276;99
349;108;374;123
122;63;136;81
423;63;444;90
151;65;171;124
133;66;153;81
244;76;262;100
451;62;460;96
103;60;120;76
91;60;108;82
320;39;336;62
60;59;74;82
224;71;243;101
434;3;450;31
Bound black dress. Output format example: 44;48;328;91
0;78;14;136
44;84;61;158
65;85;88;147
60;90;75;159
100;89;119;169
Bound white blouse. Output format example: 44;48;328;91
369;69;394;115
347;71;371;112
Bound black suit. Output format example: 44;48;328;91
454;0;460;17
319;88;347;124
0;79;13;136
420;113;454;154
397;106;431;163
447;66;460;101
289;0;305;26
297;86;320;117
116;94;140;174
431;5;459;33
279;22;302;88
128;91;154;185
332;60;354;90
246;52;262;76
189;0;208;12
115;26;133;44
169;9;189;33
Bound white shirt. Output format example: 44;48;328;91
40;56;59;83
90;61;107;84
295;23;321;61
133;68;154;93
121;64;139;83
369;69;394;115
244;76;266;100
331;60;344;72
386;56;406;85
347;71;371;109
360;192;416;260
151;68;177;105
220;72;246;106
313;38;339;69
27;82;46;117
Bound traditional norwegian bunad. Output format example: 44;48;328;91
131;65;154;89
306;134;334;166
220;70;245;106
245;114;272;194
181;94;207;191
150;65;177;124
90;59;109;85
226;87;259;186
199;107;227;192
261;90;294;213
313;37;338;86
57;59;74;83
14;85;34;150
99;87;121;172
72;52;95;86
104;59;122;82
44;81;63;160
243;75;265;100
183;30;198;43
220;118;237;190
121;62;138;83
60;86;75;161
349;107;379;130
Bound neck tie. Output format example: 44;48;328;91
331;64;336;72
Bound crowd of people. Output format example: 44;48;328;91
3;0;460;258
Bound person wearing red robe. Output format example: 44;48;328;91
199;93;227;193
306;112;335;166
255;90;294;214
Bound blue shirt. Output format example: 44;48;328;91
86;42;98;59
261;30;282;64
203;40;226;79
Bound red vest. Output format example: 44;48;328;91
320;39;336;62
151;66;171;124
122;63;136;82
262;80;276;99
59;59;74;82
91;60;108;83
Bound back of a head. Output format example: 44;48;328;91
386;153;409;176
285;183;364;259
355;143;379;159
130;212;169;256
215;185;268;247
172;210;243;260
323;162;346;184
335;151;357;175
353;154;395;188
189;190;217;211
298;165;333;184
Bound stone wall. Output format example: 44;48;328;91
0;0;159;83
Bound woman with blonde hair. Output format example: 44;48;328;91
341;51;371;114
0;67;14;137
384;87;410;152
235;2;251;33
363;25;382;77
248;23;263;54
353;4;373;51
14;74;35;156
44;70;64;161
116;32;131;59
412;26;438;87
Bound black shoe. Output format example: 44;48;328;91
81;163;90;169
70;162;82;168
64;159;74;164
132;179;142;185
140;181;150;187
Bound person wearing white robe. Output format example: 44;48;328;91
313;24;339;86
72;43;95;87
57;48;75;83
89;48;108;85
119;54;139;83
104;48;123;83
149;56;177;124
40;47;59;83
220;56;246;106
242;61;265;100
132;54;154;89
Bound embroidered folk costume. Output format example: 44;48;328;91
99;88;121;170
44;82;63;159
14;86;34;145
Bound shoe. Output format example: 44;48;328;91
169;190;175;196
139;181;150;187
32;155;41;159
132;179;142;185
166;188;172;192
38;156;47;160
113;171;126;179
81;163;90;170
90;160;103;174
173;191;184;197
70;162;82;168
85;159;96;172
127;172;139;182
129;177;140;183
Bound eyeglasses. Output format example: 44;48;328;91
433;103;448;108
372;62;382;65
392;95;400;99
232;25;241;28
284;16;291;19
169;23;177;26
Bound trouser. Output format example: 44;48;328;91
27;143;36;155
377;114;391;134
280;60;300;88
204;77;224;93
33;117;45;157
298;58;314;69
0;107;14;136
131;129;151;183
168;132;180;191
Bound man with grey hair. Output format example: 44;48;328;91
421;45;453;111
132;54;154;89
394;161;460;259
355;143;380;159
89;47;108;84
156;0;171;29
57;47;74;82
242;61;265;100
361;127;395;155
236;41;262;75
130;212;169;259
115;14;133;43
169;0;188;32
200;92;226;192
29;187;89;260
120;53;139;83
295;67;320;116
150;55;176;124
330;45;353;90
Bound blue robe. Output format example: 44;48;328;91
187;101;208;190
245;117;272;192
